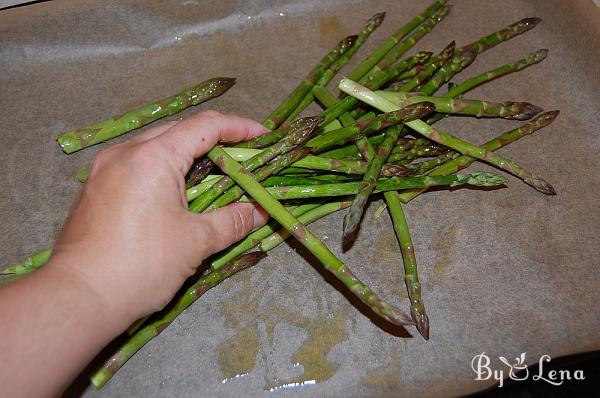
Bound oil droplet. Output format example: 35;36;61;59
216;327;260;381
216;270;270;383
215;266;349;390
361;367;401;391
291;312;347;382
269;379;316;392
267;311;348;390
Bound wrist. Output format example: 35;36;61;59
44;255;138;334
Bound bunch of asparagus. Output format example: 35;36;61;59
2;0;560;388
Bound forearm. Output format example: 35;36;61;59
0;259;132;397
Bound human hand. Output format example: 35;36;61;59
49;110;270;325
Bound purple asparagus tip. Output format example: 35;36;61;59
527;178;557;195
521;17;542;29
415;315;430;340
370;12;386;28
535;110;560;127
202;77;237;98
341;35;359;51
541;182;557;195
455;47;478;70
512;103;543;120
382;164;412;177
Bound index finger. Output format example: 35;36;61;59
151;110;269;174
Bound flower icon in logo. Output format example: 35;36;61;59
499;352;529;381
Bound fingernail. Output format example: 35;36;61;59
251;203;269;228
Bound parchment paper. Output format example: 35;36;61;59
1;1;599;397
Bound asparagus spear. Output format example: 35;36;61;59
458;17;542;56
289;8;441;126
418;49;548;127
319;132;387;159
399;111;559;202
8;170;504;279
356;6;451;85
257;172;508;200
186;175;222;201
417;17;542;95
339;78;556;195
445;49;548;98
392;62;432;83
346;0;447;82
384;192;429;340
259;35;357;131
90;252;267;389
207;146;414;327
259;201;352;251
186;151;409;188
254;50;431;150
344;44;451;188
395;41;455;92
414;47;478;94
188;116;321;213
287;12;386;122
185;158;214;189
389;138;434;156
263;174;354;185
205;147;313;211
310;103;435;153
285;155;412;177
340;44;452;236
192;107;426;212
387;145;447;164
377;91;542;120
211;204;321;270
56;77;236;154
343;124;404;238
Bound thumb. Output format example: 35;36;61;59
191;202;269;257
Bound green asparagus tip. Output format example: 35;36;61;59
529;49;549;63
415;51;433;60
